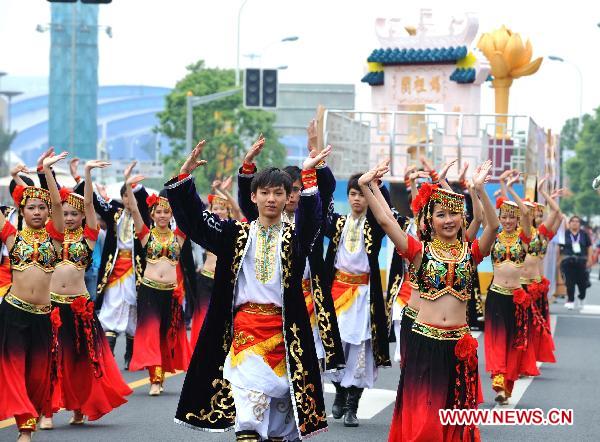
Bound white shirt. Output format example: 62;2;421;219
116;211;134;251
334;214;370;275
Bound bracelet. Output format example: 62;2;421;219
241;162;256;175
301;169;317;189
37;165;43;173
74;175;81;183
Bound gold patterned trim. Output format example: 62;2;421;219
311;275;336;365
334;270;369;285
237;303;282;316
404;305;419;320
302;278;311;293
185;373;235;424
141;277;177;291
117;249;132;259
50;292;90;304
5;293;51;314
520;277;541;285
412;321;469;340
201;268;215;279
489;283;518;296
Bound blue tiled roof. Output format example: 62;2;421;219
360;71;384;86
367;46;468;65
449;67;476;84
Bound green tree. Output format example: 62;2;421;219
156;60;286;192
562;109;600;217
0;126;17;176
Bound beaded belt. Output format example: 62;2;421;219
50;292;90;304
5;293;51;314
302;278;311;292
334;270;369;286
117;249;132;259
141;277;177;291
404;304;419;320
489;283;518;296
200;268;215;279
238;302;282;316
520;277;542;285
412;320;470;340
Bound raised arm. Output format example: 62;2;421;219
466;166;484;241
237;135;265;221
10;164;31;187
83;160;110;232
471;160;499;255
505;171;532;235
125;175;150;247
43;151;68;234
537;177;562;233
437;159;458;192
218;177;243;221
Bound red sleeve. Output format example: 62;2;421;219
174;227;186;240
471;239;487;265
137;224;150;241
301;168;317;190
396;235;422;263
45;220;65;242
83;224;100;241
519;230;532;245
538;224;555;241
0;222;17;243
177;173;190;181
240;162;257;175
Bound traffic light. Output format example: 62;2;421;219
261;69;278;108
244;68;261;108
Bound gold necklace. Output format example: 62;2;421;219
64;226;83;243
151;227;173;245
20;226;48;244
498;230;518;247
431;238;462;257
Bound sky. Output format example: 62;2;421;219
1;0;599;133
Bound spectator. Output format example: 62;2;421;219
560;216;593;309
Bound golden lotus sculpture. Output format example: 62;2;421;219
478;25;543;138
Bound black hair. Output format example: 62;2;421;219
250;167;292;195
347;173;363;195
120;184;127;197
8;175;34;196
159;188;168;198
421;198;464;243
569;215;582;223
283;165;302;184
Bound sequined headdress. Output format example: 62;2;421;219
430;187;465;213
146;194;170;210
208;194;231;208
496;197;520;217
59;187;85;212
12;185;51;210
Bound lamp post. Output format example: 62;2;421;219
235;0;250;87
548;55;583;130
243;36;299;69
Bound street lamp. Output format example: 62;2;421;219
548;55;583;130
0;90;23;132
242;36;300;68
235;0;250;87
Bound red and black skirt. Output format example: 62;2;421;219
389;321;481;442
49;292;132;420
129;278;191;373
522;278;555;364
0;293;57;431
190;270;214;350
399;304;418;369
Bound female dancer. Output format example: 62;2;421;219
0;152;67;442
39;160;132;429
360;160;498;441
127;177;191;396
485;170;535;405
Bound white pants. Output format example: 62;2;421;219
231;384;299;441
326;340;378;389
98;275;137;335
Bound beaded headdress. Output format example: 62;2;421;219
208;194;231;208
146;194;170;210
59;187;85;212
13;185;51;210
496;197;520;217
429;187;465;214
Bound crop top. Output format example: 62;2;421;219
491;230;528;267
56;225;98;271
417;240;482;302
408;262;418;290
10;222;63;273
143;227;184;265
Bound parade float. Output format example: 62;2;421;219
323;9;561;298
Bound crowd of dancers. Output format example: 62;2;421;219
0;119;562;441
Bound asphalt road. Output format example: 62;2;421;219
2;275;599;442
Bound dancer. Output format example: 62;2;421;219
172;140;331;441
127;180;192;396
485;170;535;405
361;160;498;441
40;160;132;428
94;161;150;369
0;151;67;442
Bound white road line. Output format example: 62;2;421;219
494;314;557;409
580;304;600;315
471;330;482;339
323;383;397;419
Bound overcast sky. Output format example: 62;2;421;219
1;0;599;132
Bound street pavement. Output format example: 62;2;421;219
2;275;599;441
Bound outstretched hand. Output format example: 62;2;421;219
537;175;549;193
306;119;318;151
458;161;469;182
506;170;521;187
10;163;32;176
303;144;332;170
69;158;80;178
126;174;145;187
439;159;458;181
180;140;208;175
43;151;68;169
124;160;137;179
472;160;492;188
244;134;266;164
85;160;110;171
37;147;55;169
220;176;233;192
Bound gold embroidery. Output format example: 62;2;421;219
135;255;143;287
280;224;293;290
223;321;232;353
332;216;346;248
5;293;51;314
186;374;235;424
97;253;114;294
288;323;327;432
239;303;282;315
412;321;470;340
141;277;177;291
50;292;90;304
233;331;255;347
118;211;133;245
404;305;418;320
255;223;281;284
334;270;369;285
370;301;386;366
386;274;402;331
344;216;364;253
311;275;335;365
489;283;517;296
231;222;250;284
248;391;269;421
364;220;373;255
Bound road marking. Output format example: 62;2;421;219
494;315;557;410
580;304;600;315
0;371;184;429
323;383;396;419
471;331;482;339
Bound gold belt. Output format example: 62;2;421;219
5;293;51;314
238;302;282;316
404;305;419;320
520;277;542;285
334;270;369;286
50;292;90;304
200;268;215;279
412;321;470;340
489;283;518;296
117;249;132;259
302;278;311;292
141;277;177;291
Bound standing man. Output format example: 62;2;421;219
560;216;593;309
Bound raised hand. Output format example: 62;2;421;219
306;119;318;151
472;160;492;188
85;160;110;171
537;175;549;193
211;179;222;190
37;147;55;170
220;176;233;192
95;183;110;201
10;163;32;176
458;161;469;182
358;169;379;187
180;140;207;174
69;158;80;178
499;169;514;181
420;156;434;172
404;164;417;179
126;174;145;187
506;170;521;187
123;160;137;179
243;134;266;164
43;151;68;169
439;159;458;181
550;188;567;199
303;144;332;170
